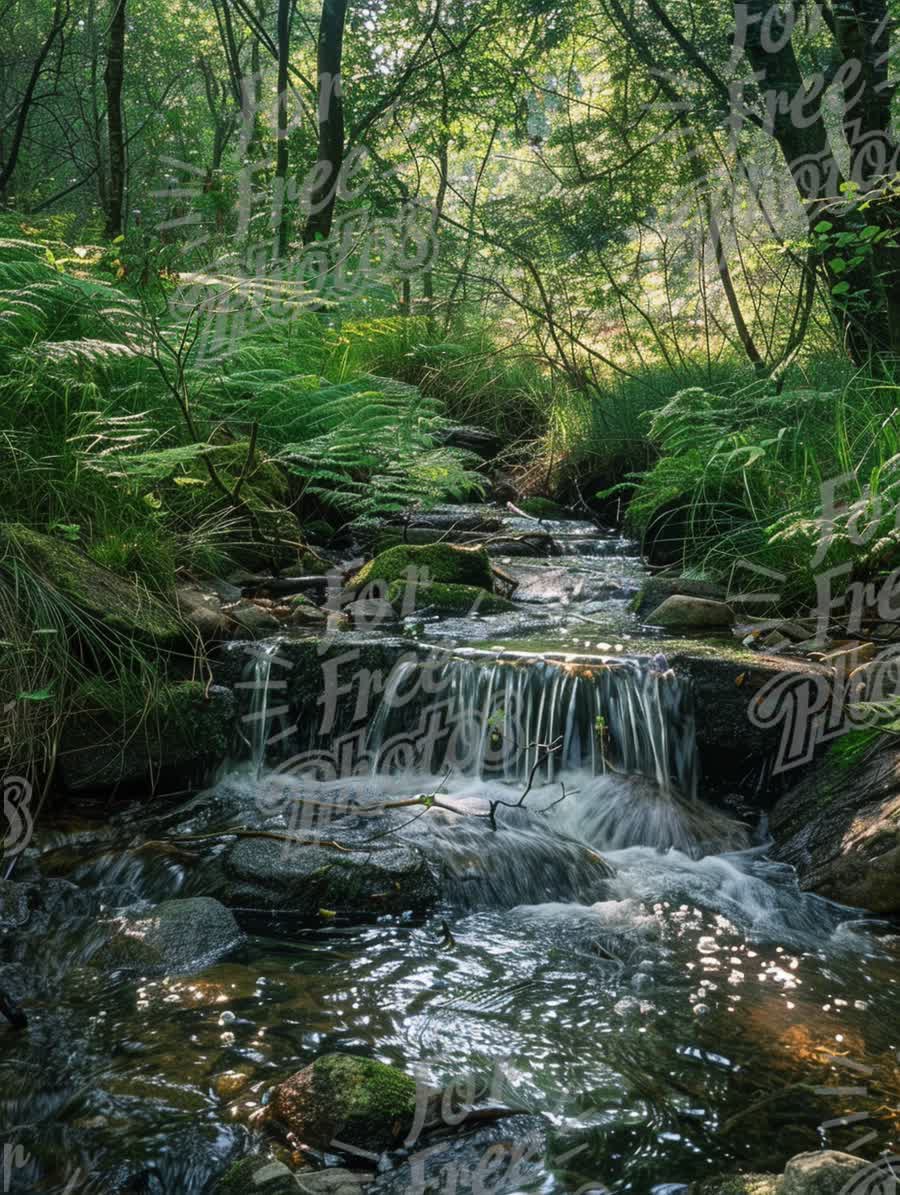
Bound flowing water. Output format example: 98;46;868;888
1;510;899;1194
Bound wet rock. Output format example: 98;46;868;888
669;652;833;800
631;576;727;618
58;683;236;797
177;585;234;640
268;1054;418;1154
288;595;328;628
692;1176;780;1195
0;880;30;931
346;597;398;626
484;533;558;558
771;742;900;913
350;544;494;593
215;1157;300;1194
646;595;734;629
367;1114;549;1195
221;829;438;916
782;1151;869;1195
95;896;242;974
231;601;283;639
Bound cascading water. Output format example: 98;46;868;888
366;651;698;798
241;639;284;777
6;509;899;1194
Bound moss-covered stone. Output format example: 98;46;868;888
519;497;570;519
59;681;236;796
1;523;183;645
350;543;493;593
387;580;515;616
214;1156;299;1194
268;1054;418;1154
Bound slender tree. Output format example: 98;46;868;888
103;0;127;237
303;0;348;244
0;0;71;199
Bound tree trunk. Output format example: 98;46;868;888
0;0;70;199
303;0;348;244
274;0;292;257
740;0;900;361
103;0;127;239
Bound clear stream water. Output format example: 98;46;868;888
1;513;898;1194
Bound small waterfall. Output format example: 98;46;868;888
366;652;698;797
241;641;284;776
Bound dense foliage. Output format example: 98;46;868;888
4;0;900;776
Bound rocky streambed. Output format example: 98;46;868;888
2;504;899;1193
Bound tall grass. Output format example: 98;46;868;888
623;355;900;612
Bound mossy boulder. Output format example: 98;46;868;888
518;498;570;519
58;681;236;796
268;1054;418;1153
350;544;493;593
0;523;183;645
387;580;515;617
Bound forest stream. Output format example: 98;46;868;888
2;510;898;1195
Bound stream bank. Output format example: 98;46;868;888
2;503;899;1193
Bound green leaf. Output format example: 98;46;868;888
814;220;833;233
830;258;847;274
18;687;54;702
831;281;851;295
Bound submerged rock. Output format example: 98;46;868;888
692;1175;780;1195
368;1114;549;1195
94;896;242;974
350;544;494;593
268;1054;418;1154
646;595;734;629
771;742;900;912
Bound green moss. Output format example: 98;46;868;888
350;543;493;592
1;523;183;645
213;1157;297;1195
61;681;236;792
298;549;331;576
310;1054;417;1147
87;529;178;593
519;497;570;519
388;580;516;616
